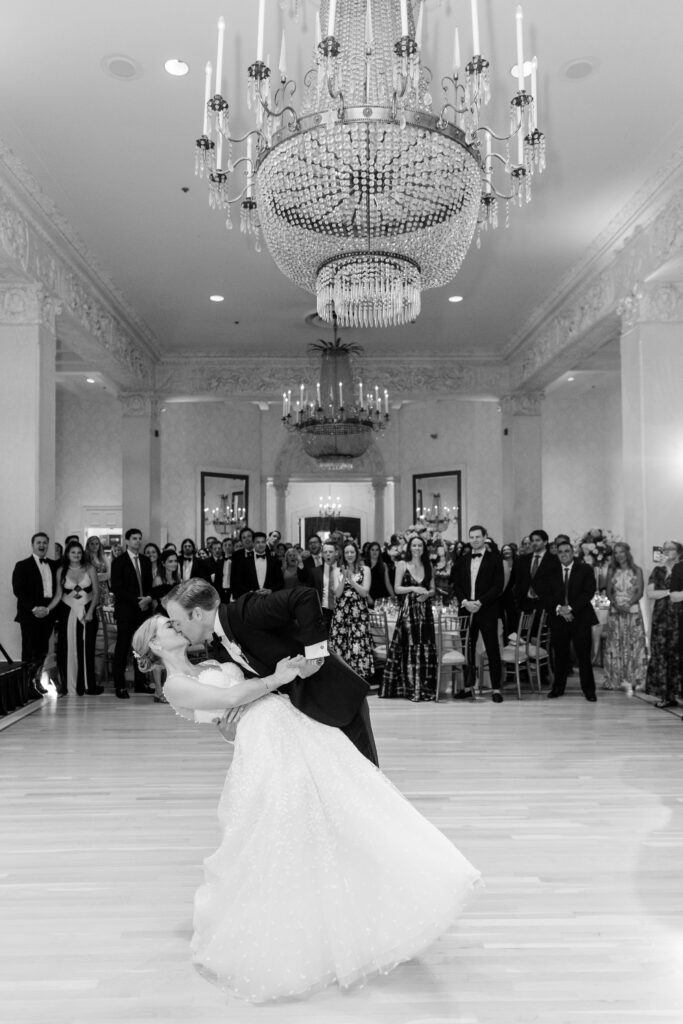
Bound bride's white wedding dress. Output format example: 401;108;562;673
165;662;481;1004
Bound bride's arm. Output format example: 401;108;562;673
165;658;302;711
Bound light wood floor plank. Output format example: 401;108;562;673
1;684;682;1024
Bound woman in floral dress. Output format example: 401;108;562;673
645;541;683;707
602;542;648;695
329;540;374;679
379;535;437;701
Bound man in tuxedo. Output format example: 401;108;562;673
178;538;211;583
548;540;598;701
204;540;224;587
166;579;378;765
266;530;281;556
231;531;284;599
303;539;337;627
229;526;255;599
12;532;58;691
513;529;559;623
110;528;154;699
450;525;505;703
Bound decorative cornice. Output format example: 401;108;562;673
118;391;159;418
155;355;511;399
617;281;683;330
0;139;156;387
0;283;62;333
500;391;544;417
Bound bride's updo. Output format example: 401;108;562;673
132;615;164;673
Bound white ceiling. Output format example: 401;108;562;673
2;0;682;369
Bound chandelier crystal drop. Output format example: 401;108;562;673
196;1;546;328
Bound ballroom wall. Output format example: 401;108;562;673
541;380;623;542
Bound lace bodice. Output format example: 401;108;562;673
165;660;252;726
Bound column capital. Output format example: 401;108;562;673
618;281;683;330
118;390;160;418
500;391;544;417
0;284;62;333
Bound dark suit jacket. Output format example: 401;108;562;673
670;561;683;593
12;556;57;623
230;551;284;599
550;559;598;628
110;552;153;622
215;585;367;727
450;550;504;616
178;556;211;582
513;550;560;612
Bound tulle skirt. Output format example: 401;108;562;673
191;693;480;1003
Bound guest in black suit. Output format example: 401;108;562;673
548;540;598;701
301;533;323;577
450;525;505;703
513;529;559;623
110;528;154;699
165;580;378;765
12;532;58;689
178;538;211;584
303;539;338;627
230;531;284;599
228;526;255;599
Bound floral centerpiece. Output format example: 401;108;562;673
575;528;618;568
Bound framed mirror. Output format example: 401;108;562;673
201;472;249;547
412;471;462;543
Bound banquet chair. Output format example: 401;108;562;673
526;610;553;693
368;609;390;691
477;610;537;700
435;612;470;702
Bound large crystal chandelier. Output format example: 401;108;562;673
417;503;459;532
205;495;246;536
195;0;546;329
282;313;389;461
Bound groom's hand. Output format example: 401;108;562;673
297;656;325;678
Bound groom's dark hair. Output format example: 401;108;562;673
167;579;220;611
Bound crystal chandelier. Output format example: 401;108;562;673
195;0;545;329
282;313;388;461
205;495;246;536
319;492;343;517
417;503;458;531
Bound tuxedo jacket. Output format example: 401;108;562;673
230;550;284;599
215;585;368;727
211;556;232;602
178;556;212;582
12;556;58;623
513;550;560;612
450;550;504;618
110;552;153;622
549;559;598;629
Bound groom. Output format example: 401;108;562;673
165;579;379;765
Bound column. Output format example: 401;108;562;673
501;391;544;543
372;480;386;542
274;483;287;537
119;393;161;543
0;285;59;652
619;283;683;566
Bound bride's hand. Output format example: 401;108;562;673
273;655;307;686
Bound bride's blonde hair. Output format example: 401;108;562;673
132;615;165;673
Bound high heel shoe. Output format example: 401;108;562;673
154;694;169;704
655;699;677;709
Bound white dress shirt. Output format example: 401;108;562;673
469;551;484;601
33;554;53;600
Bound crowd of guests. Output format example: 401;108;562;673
11;523;683;711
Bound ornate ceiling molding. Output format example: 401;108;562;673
500;391;544;417
0;283;62;333
617;281;683;331
155;355;510;400
508;162;683;388
118;391;160;418
0;139;155;387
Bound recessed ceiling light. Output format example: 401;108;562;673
510;60;533;79
101;53;143;80
86;377;96;383
448;295;463;303
562;57;597;80
567;376;575;382
210;294;224;302
164;58;189;77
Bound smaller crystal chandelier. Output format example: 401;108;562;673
205;495;246;536
417;504;459;532
319;493;343;517
282;313;389;462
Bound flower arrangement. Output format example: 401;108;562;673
575;528;619;567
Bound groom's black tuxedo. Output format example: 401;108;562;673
213;585;378;764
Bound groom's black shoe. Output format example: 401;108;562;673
453;689;473;700
115;688;130;699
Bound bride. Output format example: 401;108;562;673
133;614;481;1004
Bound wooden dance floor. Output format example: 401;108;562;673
2;686;682;1024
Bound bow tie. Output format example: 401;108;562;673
471;552;483;559
211;631;225;649
39;557;48;564
255;553;266;560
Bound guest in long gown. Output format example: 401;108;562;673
132;615;480;1004
379;535;437;701
602;541;648;695
47;541;101;695
85;535;111;606
645;541;683;707
329;541;374;679
366;541;395;604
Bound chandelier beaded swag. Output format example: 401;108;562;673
195;0;546;329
